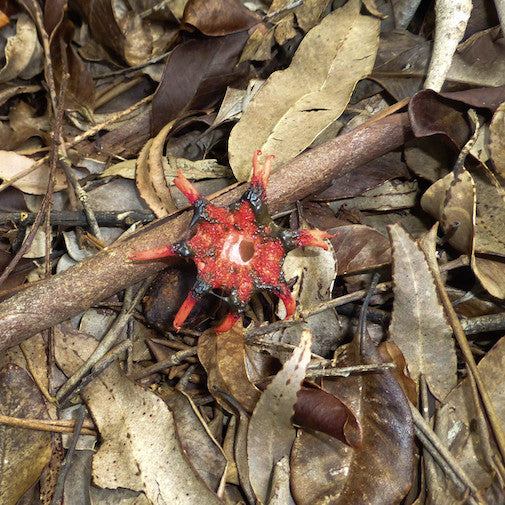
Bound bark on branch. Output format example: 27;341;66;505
0;112;412;351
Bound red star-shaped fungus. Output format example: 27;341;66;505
131;151;335;332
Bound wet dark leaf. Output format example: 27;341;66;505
151;32;249;134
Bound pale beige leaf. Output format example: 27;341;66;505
229;0;380;181
278;245;341;356
431;335;505;504
267;456;295;505
472;165;505;258
0;150;66;194
388;223;456;400
489;103;505;176
424;0;473;91
248;329;312;503
0;14;43;83
54;325;222;505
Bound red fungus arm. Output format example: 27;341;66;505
214;312;240;333
251;150;275;191
278;284;296;318
173;290;201;330
174;169;201;205
295;230;337;250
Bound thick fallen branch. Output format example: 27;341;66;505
0;112;411;351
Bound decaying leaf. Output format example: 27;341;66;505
0;363;52;505
248;328;312;503
0;150;67;194
329;225;391;275
388;223;456;400
198;322;261;413
421;166;476;255
431;335;505;504
0;13;43;83
151;32;249;135
182;0;261;36
135;138;172;218
229;0;380;180
489;100;505;179
279;243;340;356
162;388;228;492
290;333;414;505
54;324;223;505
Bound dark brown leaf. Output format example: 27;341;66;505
294;385;362;448
49;17;95;115
151;32;249;134
291;334;414;505
329;224;391;275
409;89;471;148
182;0;261;36
315;151;410;201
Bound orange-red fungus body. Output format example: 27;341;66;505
130;151;334;332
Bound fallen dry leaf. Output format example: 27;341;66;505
229;0;380;180
151;31;249;135
198;322;261;413
290;332;414;505
0;13;43;83
421;166;476;255
54;324;223;505
329;225;391;275
182;0;261;36
279;243;340;356
0;150;66;194
424;0;473;91
0;363;52;505
162;388;228;492
248;328;312;503
388;223;456;400
431;335;505;503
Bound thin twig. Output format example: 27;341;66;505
56;280;151;403
0;413;95;436
410;403;486;505
49;405;86;505
130;347;198;380
306;362;395;379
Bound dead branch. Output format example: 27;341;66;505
0;112;411;351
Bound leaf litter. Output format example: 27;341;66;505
0;1;504;504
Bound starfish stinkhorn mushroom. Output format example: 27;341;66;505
131;151;335;332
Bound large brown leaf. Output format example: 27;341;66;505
151;32;249;134
290;333;414;505
198;322;261;414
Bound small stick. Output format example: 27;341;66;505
0;413;95;436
